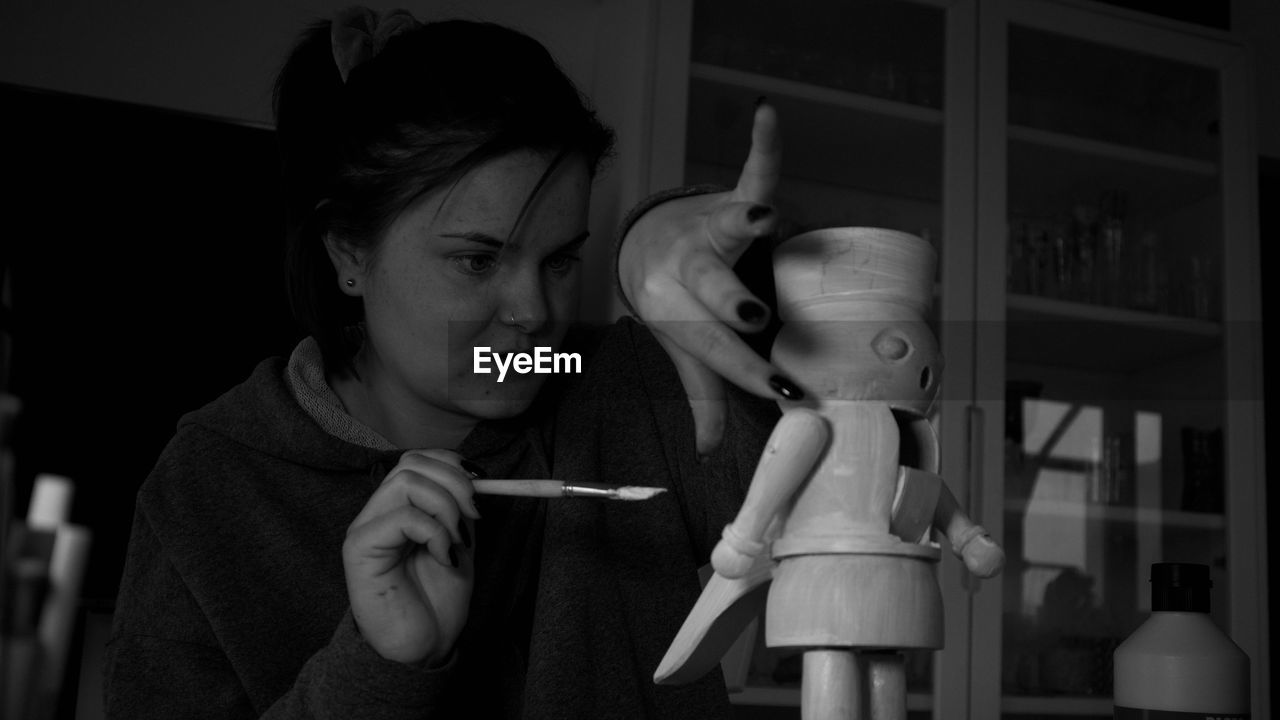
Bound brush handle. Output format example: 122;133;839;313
472;479;566;498
471;480;653;500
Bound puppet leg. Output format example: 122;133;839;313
866;650;907;720
802;648;863;720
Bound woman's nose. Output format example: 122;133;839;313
501;269;551;333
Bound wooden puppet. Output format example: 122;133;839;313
655;228;1004;720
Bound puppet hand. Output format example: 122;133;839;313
711;524;766;579
618;101;802;457
955;526;1005;578
343;450;480;665
711;540;758;579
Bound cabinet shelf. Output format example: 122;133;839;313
1009;125;1217;177
690;63;944;125
1006;498;1225;530
1005;293;1221;372
686;63;943;202
1007;124;1219;222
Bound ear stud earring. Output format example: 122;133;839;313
345;278;356;287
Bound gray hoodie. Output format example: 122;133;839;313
104;318;776;719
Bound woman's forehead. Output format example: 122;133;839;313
431;151;590;240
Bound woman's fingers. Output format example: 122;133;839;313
396;451;481;520
699;202;779;329
355;472;461;547
733;101;781;203
655;333;727;456
353;453;478;550
679;252;770;333
615;101;790;455
705;200;777;267
647;285;797;406
346;504;457;570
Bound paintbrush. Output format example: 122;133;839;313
472;479;667;501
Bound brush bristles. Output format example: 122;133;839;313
614;486;667;501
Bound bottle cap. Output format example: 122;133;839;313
1150;562;1211;613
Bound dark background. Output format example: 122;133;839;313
1;83;301;606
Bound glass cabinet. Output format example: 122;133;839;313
972;1;1266;717
648;0;1267;717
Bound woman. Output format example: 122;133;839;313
104;9;800;719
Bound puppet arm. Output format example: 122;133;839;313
712;408;830;578
933;481;1004;578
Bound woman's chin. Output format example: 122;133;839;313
448;375;546;419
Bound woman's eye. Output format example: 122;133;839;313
451;254;497;276
545;253;580;275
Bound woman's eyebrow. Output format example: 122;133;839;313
557;231;591;250
438;231;505;248
438;230;591;250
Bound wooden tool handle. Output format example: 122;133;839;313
472;479;563;498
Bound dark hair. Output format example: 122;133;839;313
273;15;615;373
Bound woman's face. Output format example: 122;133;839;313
337;150;591;429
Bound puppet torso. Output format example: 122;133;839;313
765;402;944;649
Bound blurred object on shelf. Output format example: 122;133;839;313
1098;190;1127;308
1041;634;1121;696
1005;189;1213;320
1183;254;1216;321
1128;231;1166;312
1089;432;1134;507
1;473;92;720
1009;567;1125;697
1180;426;1224;513
0;394;19;636
1069;204;1098;304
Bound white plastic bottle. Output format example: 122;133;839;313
1113;562;1250;718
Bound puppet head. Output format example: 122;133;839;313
770;227;942;417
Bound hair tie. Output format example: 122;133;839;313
330;6;421;83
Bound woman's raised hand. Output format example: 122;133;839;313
343;449;480;665
619;101;799;456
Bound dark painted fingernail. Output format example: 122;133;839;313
448;546;459;568
746;204;773;224
769;375;804;400
460;459;487;478
459;522;472;549
737;300;767;324
755;95;768;108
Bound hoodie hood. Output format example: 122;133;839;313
175;336;566;483
176;354;394;475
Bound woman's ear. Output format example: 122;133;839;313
323;231;367;296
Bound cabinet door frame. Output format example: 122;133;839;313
972;0;1268;717
937;1;983;718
